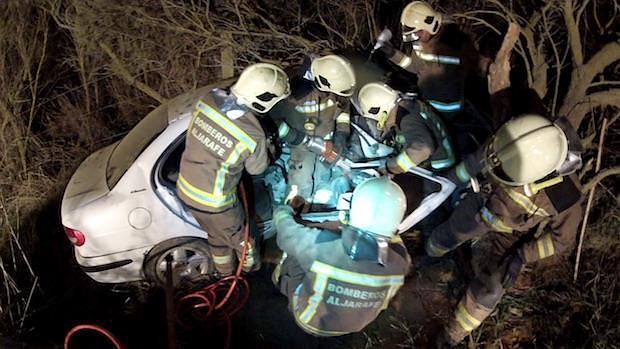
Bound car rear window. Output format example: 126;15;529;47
106;104;169;188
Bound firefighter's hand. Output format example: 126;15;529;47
284;185;307;214
378;41;395;58
287;195;305;210
322;141;340;164
501;250;524;288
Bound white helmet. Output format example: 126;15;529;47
487;114;569;186
310;55;356;97
400;1;442;42
349;178;407;238
230;63;290;113
358;83;399;122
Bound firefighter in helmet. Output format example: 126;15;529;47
376;1;491;119
428;113;585;346
270;54;356;207
177;63;290;276
272;177;411;336
356;82;456;173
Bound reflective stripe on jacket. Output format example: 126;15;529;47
270;78;350;138
388;25;487;114
177;89;268;212
273;206;410;336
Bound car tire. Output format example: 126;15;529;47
143;237;215;287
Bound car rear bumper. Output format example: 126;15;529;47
75;246;151;283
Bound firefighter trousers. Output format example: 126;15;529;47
190;203;260;276
427;191;521;344
445;232;519;344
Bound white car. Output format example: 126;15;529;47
61;81;455;286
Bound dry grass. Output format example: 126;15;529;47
0;0;618;346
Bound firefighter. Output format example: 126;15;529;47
270;54;356;206
177;63;290;276
427;113;585;346
376;1;491;120
356;82;455;173
272;177;411;336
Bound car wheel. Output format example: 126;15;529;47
143;237;215;287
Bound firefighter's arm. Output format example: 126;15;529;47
386;143;433;174
386;116;434;174
463;39;492;78
244;134;269;175
274;205;322;263
333;103;351;154
445;147;486;185
520;202;584;263
381;45;424;75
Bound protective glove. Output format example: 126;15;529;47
284;185;307;215
501;250;524;288
320;141;340;164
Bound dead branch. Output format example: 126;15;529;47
583;166;620;193
574;117;608;281
487;22;520;94
542;10;561;113
563;0;584;66
559;40;620;125
18;276;38;333
564;90;620;126
220;33;235;79
99;42;166;103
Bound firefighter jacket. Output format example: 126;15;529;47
270;77;350;141
382;99;455;173
428;88;584;262
432;145;584;263
387;24;489;115
177;89;269;212
273;205;411;336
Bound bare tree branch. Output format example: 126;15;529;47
563;0;584;66
565;90;620;126
99;42;166;103
559;40;620;124
583;166;620;193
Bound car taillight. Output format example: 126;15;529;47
64;226;86;247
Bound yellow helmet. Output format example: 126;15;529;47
310;55;356;97
230;63;290;113
400;1;442;41
358;83;399;121
487;114;569;186
349;178;407;238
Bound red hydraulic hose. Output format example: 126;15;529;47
177;182;252;348
64;324;124;349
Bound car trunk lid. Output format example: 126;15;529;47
61;143;116;218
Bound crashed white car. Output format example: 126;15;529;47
61;81;455;286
